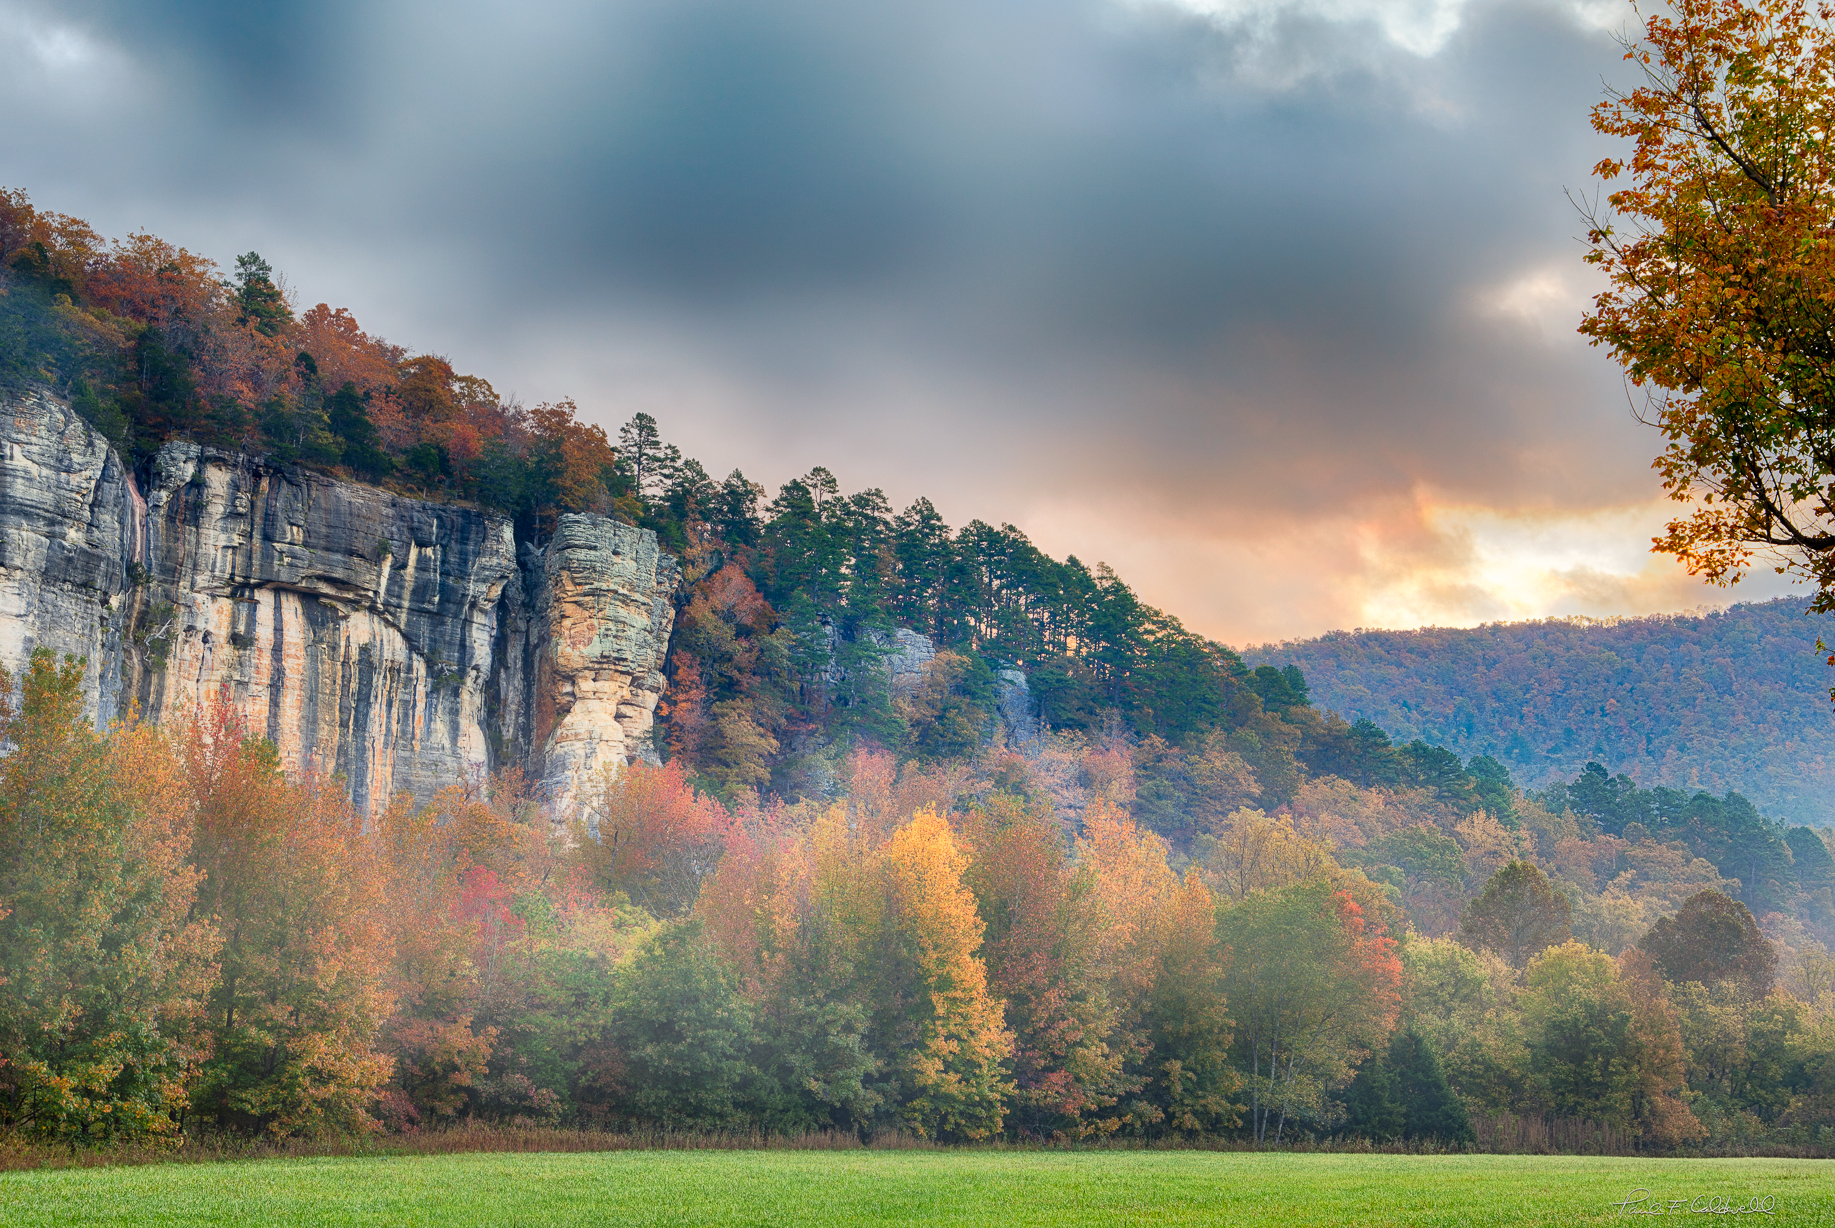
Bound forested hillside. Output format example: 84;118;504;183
0;187;1250;799
8;187;1835;1154
1245;601;1835;825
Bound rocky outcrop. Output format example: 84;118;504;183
0;390;678;818
525;515;678;823
0;387;138;724
135;443;520;815
886;627;937;684
996;667;1041;751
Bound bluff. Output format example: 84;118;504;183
0;388;675;817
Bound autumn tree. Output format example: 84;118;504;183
1638;888;1778;996
1519;943;1704;1142
574;760;729;917
1458;861;1572;969
960;794;1135;1138
872;810;1015;1139
1582;0;1835;613
0;653;214;1143
184;716;393;1136
530;399;617;513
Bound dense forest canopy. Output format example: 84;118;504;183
0;186;1260;799
5;187;1835;1153
1245;601;1835;826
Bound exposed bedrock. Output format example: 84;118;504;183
0;390;1040;816
526;514;678;823
137;442;520;814
0;387;139;724
0;390;678;817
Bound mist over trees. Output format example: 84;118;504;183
4;187;1835;1153
1247;601;1835;825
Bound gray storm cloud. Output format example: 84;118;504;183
2;0;1766;640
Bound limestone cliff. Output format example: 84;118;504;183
522;514;678;823
134;442;520;814
0;389;677;818
0;387;139;725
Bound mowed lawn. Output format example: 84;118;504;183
2;1150;1831;1227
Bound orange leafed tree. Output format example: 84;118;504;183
531;399;618;513
1582;0;1835;613
575;760;730;917
0;652;216;1143
875;809;1015;1140
962;793;1138;1138
183;706;393;1137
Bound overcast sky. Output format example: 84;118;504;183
0;0;1800;644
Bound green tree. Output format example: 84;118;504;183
0;653;213;1143
607;921;756;1130
1520;944;1702;1142
1340;1027;1472;1143
233;252;292;336
1221;878;1401;1143
1458;861;1571;969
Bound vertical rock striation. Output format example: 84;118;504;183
0;390;679;817
0;387;138;724
136;443;521;814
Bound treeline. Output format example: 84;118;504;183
0;190;620;536
0;189;1259;784
7;651;1835;1149
1245;600;1835;826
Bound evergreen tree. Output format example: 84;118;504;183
1388;1028;1473;1143
233;252;292;336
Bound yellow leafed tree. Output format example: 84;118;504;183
878;810;1014;1139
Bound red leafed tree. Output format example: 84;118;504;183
575;760;730;916
962;793;1139;1138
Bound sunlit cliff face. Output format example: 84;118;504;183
0;0;1806;642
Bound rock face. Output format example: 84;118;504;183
996;668;1041;751
136;442;520;815
0;390;678;817
524;514;678;823
0;387;139;725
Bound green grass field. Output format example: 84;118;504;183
1;1151;1829;1226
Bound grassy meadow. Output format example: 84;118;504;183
2;1150;1830;1227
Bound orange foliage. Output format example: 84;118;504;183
297;304;401;394
530;399;617;512
576;760;730;916
878;809;1015;1139
183;706;393;1137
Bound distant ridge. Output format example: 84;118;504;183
1245;598;1835;826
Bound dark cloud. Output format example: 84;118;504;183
1;0;1771;639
